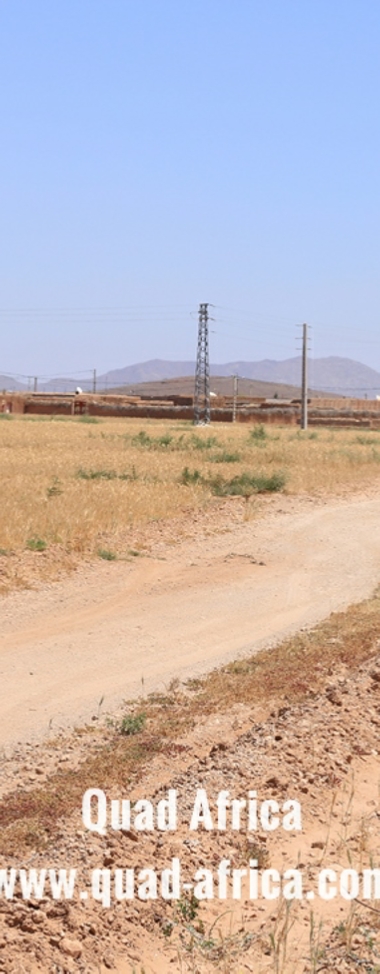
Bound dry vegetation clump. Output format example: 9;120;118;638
1;417;380;579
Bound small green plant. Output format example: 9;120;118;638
181;467;285;495
46;477;63;498
209;471;286;496
26;538;47;552
120;712;146;736
131;430;175;450
77;467;137;482
268;900;295;974
77;415;99;424
356;434;374;444
249;424;267;442
0;412;13;420
0;548;9;556
97;548;117;561
132;430;152;447
177;891;200;922
191;434;218;450
308;911;325;973
243;839;270;868
181;466;203;485
157;433;173;447
210;451;241;463
77;468;117;480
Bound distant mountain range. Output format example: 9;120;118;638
2;356;380;398
99;357;380;398
0;375;25;392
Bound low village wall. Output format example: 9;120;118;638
2;392;380;428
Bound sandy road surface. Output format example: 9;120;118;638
1;493;380;750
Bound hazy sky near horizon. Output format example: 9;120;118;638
1;0;380;379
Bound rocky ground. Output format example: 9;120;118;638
1;639;380;973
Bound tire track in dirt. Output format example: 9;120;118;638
1;493;380;748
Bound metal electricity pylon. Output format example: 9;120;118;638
194;303;210;425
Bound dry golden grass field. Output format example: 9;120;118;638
1;414;380;581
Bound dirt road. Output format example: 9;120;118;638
1;492;380;750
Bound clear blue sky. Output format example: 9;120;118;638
1;0;380;378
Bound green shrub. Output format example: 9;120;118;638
249;424;267;443
26;538;47;552
98;548;117;561
181;466;285;496
77;468;136;482
191;434;218;450
77;468;117;480
210;451;241;463
132;430;152;447
177;891;200;921
157;433;173;447
46;477;63;498
356;434;374;444
181;467;203;485
209;471;286;496
131;430;174;450
120;712;146;736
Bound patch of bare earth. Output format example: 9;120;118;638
2;592;380;971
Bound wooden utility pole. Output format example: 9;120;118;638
301;322;308;430
232;374;238;422
93;369;97;394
